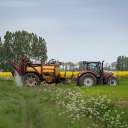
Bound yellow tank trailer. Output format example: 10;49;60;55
8;57;74;87
26;65;60;80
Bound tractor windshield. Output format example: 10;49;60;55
88;63;100;77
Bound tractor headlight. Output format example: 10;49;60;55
111;72;115;76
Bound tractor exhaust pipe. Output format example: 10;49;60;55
102;60;104;73
100;60;104;85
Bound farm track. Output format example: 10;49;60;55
0;81;38;128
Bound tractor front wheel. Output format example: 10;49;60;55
23;73;40;87
79;73;96;86
107;76;119;86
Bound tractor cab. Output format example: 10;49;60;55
83;61;103;77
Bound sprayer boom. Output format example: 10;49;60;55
8;59;21;75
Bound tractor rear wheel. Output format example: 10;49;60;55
107;76;119;85
23;73;40;87
79;73;96;86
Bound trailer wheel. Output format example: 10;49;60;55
79;73;96;86
107;76;119;86
23;73;40;87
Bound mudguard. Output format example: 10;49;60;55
77;70;97;77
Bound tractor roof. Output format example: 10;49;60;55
83;61;101;64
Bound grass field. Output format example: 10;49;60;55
0;76;128;128
56;80;128;106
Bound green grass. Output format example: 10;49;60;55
0;77;128;128
81;81;128;99
56;80;128;99
0;81;103;128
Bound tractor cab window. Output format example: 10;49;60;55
88;63;100;77
84;63;88;70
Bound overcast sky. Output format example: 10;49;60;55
0;0;128;64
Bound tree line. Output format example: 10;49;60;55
60;56;128;71
60;61;83;71
116;56;128;71
0;30;48;71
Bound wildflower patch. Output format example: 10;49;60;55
43;84;128;128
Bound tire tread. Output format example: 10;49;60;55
79;73;96;86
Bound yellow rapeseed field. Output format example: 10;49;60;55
0;72;12;76
112;71;128;78
59;71;79;77
0;71;80;77
1;71;128;78
61;71;128;78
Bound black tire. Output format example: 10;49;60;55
79;73;97;86
23;73;40;87
107;76;119;85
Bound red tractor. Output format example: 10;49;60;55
76;61;119;86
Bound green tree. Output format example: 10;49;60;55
38;37;48;62
110;62;116;71
121;56;125;71
0;37;3;71
31;33;38;60
2;31;14;71
11;30;48;63
127;57;128;71
0;37;2;58
66;61;76;71
116;56;128;71
116;56;121;71
77;61;83;71
0;30;48;71
124;56;127;71
29;33;48;62
11;30;31;62
60;62;65;71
